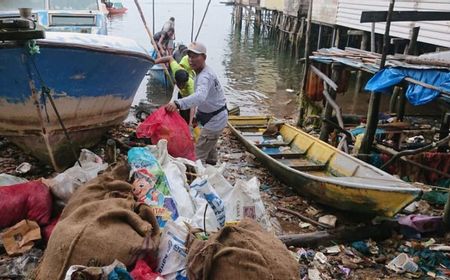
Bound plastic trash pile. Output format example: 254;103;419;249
0;139;290;280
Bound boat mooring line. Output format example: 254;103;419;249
28;54;82;167
195;0;212;41
133;0;174;87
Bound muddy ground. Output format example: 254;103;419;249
0;123;449;279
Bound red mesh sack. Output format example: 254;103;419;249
136;107;196;161
130;259;163;280
0;180;52;229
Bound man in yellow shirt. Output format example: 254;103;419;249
154;56;195;123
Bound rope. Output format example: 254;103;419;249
27;45;82;167
195;0;212;41
133;0;174;87
191;0;195;42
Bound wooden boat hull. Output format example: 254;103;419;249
228;116;421;217
0;32;153;171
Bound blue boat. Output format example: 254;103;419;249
0;0;108;35
149;64;171;88
0;27;153;170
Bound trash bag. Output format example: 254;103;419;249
36;162;160;280
136;107;196;161
186;219;299;280
0;180;52;229
47;149;108;204
128;147;180;228
64;260;131;280
156;220;189;280
131;259;164;280
148;140;195;220
0;173;28;186
190;177;226;228
223;177;272;231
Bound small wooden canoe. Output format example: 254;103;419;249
228;116;422;217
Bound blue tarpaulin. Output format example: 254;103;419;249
365;68;450;106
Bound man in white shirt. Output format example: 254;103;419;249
166;42;227;165
161;17;175;55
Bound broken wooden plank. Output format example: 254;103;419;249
278;223;395;247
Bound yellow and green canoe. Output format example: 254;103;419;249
228;116;421;217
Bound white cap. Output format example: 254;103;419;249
187;42;207;55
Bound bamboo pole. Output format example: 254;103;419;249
380;134;450;171
133;0;174;87
152;0;155;34
296;0;313;127
277;207;333;229
195;0;212;41
191;0;195;42
360;0;396;156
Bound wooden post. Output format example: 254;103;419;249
396;85;407;121
360;0;396;156
355;31;368;96
317;24;322;49
256;8;262;25
320;63;342;142
334;27;340;47
405;26;420;55
297;0;313;127
438;113;450;153
389;86;400;113
444;191;450;230
391;27;420;118
370;22;376;52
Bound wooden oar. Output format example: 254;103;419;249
133;0;174;87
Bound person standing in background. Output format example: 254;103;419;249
161;17;175;55
165;42;227;165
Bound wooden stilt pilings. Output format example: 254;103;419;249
319;63;342;142
297;0;314;127
360;0;396;156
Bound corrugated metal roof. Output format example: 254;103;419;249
335;0;450;48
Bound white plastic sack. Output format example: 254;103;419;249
202;164;233;199
224;177;272;231
150;140;195;219
190;190;220;232
64;259;127;280
190;177;226;229
156;220;189;280
48;149;107;204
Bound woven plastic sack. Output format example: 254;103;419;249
0;180;52;229
137;107;195;161
131;260;164;280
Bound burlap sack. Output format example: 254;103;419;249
186;219;299;280
35;161;160;280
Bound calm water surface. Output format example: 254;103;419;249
109;0;435;120
108;0;302;119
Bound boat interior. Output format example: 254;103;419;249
229;116;414;188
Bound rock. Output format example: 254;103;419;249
318;215;337;228
308;268;323;280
